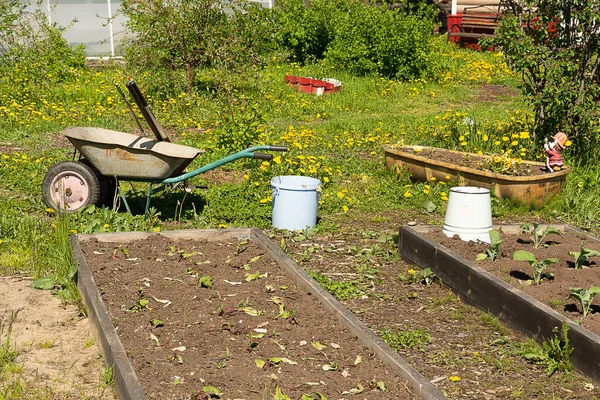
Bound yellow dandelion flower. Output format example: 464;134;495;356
407;269;415;275
337;192;344;198
404;191;412;198
342;205;349;212
70;229;77;234
152;227;161;232
502;136;509;142
324;177;329;183
430;177;436;181
511;141;518;146
565;140;572;147
519;131;530;139
218;223;228;228
449;376;461;382
483;134;489;142
45;207;55;213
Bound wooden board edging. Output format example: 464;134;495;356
250;229;446;400
399;225;600;382
74;229;446;400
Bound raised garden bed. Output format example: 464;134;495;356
383;144;570;206
399;224;600;382
74;229;445;400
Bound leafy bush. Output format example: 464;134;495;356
122;0;276;96
493;0;600;162
273;0;349;63
274;0;437;80
325;3;436;79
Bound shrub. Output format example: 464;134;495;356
325;3;436;79
493;0;600;162
121;0;276;96
274;0;437;80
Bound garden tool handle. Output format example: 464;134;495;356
270;146;288;152
253;153;273;160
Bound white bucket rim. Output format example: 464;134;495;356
271;175;321;191
450;186;491;195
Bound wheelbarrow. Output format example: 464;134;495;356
42;80;287;215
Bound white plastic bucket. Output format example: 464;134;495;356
442;186;492;243
271;176;321;230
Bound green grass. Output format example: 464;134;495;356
0;36;599;398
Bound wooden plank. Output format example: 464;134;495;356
399;226;600;382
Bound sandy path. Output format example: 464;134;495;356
0;276;116;399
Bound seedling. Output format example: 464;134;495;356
198;275;213;288
512;250;557;284
398;268;435;285
519;223;562;248
271;296;298;323
569;242;600;269
476;230;502;261
127;299;151;312
567;286;600;318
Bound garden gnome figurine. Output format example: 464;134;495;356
544;132;568;172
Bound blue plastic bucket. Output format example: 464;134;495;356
271;176;321;230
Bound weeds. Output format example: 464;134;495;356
380;325;431;351
515;322;573;377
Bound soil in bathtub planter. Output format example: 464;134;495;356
79;236;415;399
425;227;600;336
383;145;570;205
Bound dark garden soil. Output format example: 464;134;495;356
271;219;599;399
405;146;553;177
425;227;600;337
79;236;416;400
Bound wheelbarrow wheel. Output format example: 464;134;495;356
80;159;117;209
42;161;100;214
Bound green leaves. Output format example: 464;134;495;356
513;250;558;284
519;223;562;249
477;229;502;261
569;242;600;269
568;286;600;318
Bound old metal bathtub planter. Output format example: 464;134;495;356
383;144;570;206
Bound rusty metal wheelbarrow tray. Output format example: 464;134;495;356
63;126;204;180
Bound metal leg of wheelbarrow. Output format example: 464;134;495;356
117;184;133;214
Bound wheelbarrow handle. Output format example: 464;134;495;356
270;145;288;152
253;153;273;160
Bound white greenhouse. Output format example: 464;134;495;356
36;0;274;58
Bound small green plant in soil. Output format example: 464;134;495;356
476;229;502;261
398;267;435;285
516;322;573;377
512;250;557;284
309;272;366;300
379;325;431;351
198;275;213;288
567;286;600;318
519;223;562;248
569;242;600;269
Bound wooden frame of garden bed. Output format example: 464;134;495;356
73;228;446;400
399;224;600;382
